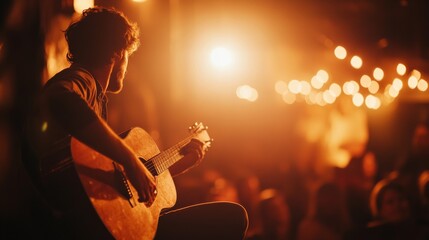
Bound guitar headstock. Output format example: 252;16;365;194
189;122;213;148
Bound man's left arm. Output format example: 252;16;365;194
169;138;206;177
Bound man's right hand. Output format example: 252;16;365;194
124;157;157;207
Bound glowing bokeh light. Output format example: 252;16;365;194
236;85;258;102
334;46;347;60
300;81;312;95
365;95;381;109
74;0;94;13
411;69;422;80
368;81;379;94
311;76;324;89
392;78;403;91
323;90;336;104
373;67;384;81
275;80;288;94
343;81;359;95
387;85;399;98
317;70;329;83
210;47;234;69
350;56;363;69
417;79;428;91
408;76;418;89
396;63;407;76
282;92;296;104
352;93;364;107
329;83;341;97
288;80;302;94
360;75;371;88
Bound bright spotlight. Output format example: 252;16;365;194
74;0;94;13
210;47;234;69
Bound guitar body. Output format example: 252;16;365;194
71;127;177;240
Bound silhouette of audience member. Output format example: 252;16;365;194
344;151;379;228
345;178;429;239
297;182;349;240
393;122;429;221
246;189;291;240
236;172;263;238
418;171;429;224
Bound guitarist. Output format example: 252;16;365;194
26;6;248;240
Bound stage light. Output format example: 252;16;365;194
396;63;406;76
282;92;296;104
311;76;324;89
350;56;363;69
417;79;428;91
408;76;418;89
210;47;234;70
365;95;380;109
288;80;301;94
275;80;288;94
317;69;329;83
352;93;364;107
373;67;384;81
329;83;341;97
334;46;347;60
392;78;403;91
74;0;94;13
368;81;379;94
360;75;371;88
236;85;258;102
300;81;312;95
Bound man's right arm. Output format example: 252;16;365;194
45;84;157;205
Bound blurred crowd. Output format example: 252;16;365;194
173;122;429;240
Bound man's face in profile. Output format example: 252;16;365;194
108;51;129;94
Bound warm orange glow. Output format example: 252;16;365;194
211;47;234;69
387;84;399;98
275;80;288;94
323;90;335;104
392;78;403;91
368;80;379;94
411;69;422;80
132;0;148;2
408;76;418;89
365;95;381;109
315;92;326;106
331;150;351;168
282;92;296;104
417;79;428;91
352;93;364;107
329;83;341;97
334;46;347;60
373;67;384;81
300;81;312;95
288;80;301;94
41;121;48;132
311;76;324;89
396;63;406;76
343;81;359;95
317;69;329;83
360;75;371;88
236;85;258;102
74;0;94;13
350;56;363;69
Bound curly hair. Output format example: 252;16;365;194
65;7;139;68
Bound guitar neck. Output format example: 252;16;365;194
147;134;196;175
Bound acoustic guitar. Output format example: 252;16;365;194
70;122;211;239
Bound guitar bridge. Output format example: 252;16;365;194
112;162;137;208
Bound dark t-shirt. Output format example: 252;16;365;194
27;64;107;177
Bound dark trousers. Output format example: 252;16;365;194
155;201;249;240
